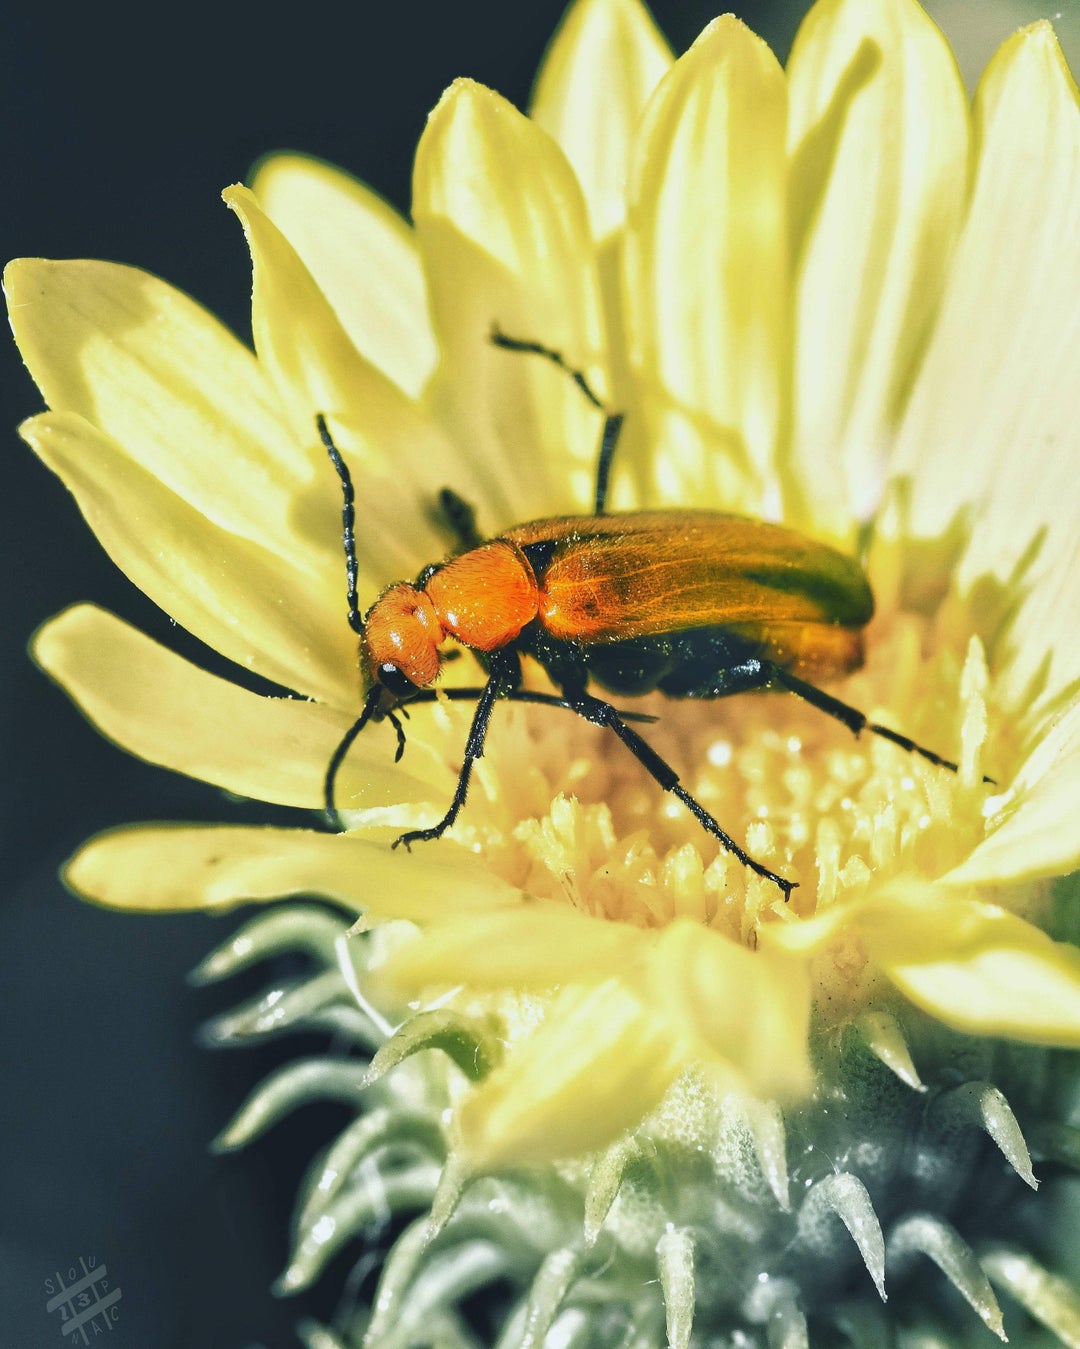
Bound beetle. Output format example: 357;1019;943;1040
321;332;965;898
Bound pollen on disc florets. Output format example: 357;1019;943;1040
430;609;1005;950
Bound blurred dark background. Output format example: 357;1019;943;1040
2;2;1075;1346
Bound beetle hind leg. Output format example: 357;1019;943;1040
766;664;990;779
490;327;623;514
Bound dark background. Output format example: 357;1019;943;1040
0;5;789;1347
2;2;1074;1347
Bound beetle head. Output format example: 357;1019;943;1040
362;582;444;695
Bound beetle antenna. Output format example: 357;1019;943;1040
318;414;364;637
490;328;624;514
325;683;385;826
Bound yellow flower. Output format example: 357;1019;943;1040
9;0;1080;1341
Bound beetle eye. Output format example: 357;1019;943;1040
378;663;418;699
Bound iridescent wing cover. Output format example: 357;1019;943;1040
504;512;873;643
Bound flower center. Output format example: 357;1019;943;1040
435;610;998;950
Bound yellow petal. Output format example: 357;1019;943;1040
885;24;1080;711
224;186;460;591
785;0;970;534
882;915;1080;1048
413;79;607;525
32;604;445;810
66;823;519;915
623;15;787;511
225;182;379;444
250;153;437;398
765;884;1080;1046
530;0;672;238
945;694;1080;885
374;904;644;991
21;411;356;706
457;980;688;1167
644;920;813;1101
4;257;305;560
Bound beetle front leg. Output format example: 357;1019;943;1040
392;652;521;849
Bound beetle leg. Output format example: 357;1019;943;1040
592;411;625;516
392;671;508;850
490;327;624;514
389;651;521;849
765;664;982;777
566;691;797;899
491;328;607;407
437;487;484;551
385;708;408;762
399;686;658;723
328;672;654;844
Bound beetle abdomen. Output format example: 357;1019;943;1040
578;620;864;699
